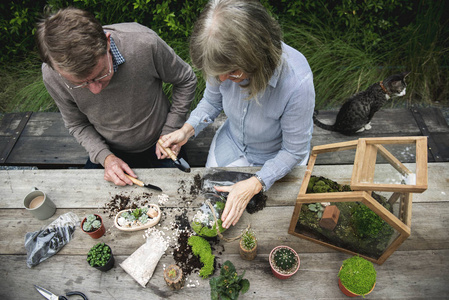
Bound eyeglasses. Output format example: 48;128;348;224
228;70;243;79
60;52;112;90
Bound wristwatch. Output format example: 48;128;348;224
253;174;266;192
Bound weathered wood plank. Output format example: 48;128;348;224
1;200;447;256
2;108;449;167
0;165;448;299
5;136;86;166
1;163;446;210
1;250;448;299
312;108;422;135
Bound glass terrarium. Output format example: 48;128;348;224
288;137;428;265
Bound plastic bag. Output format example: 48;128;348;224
190;193;227;238
24;212;79;268
201;170;254;195
120;228;168;287
201;169;267;214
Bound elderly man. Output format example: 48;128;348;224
35;7;197;186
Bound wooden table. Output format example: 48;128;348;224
1;164;448;299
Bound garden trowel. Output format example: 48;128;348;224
125;174;163;192
158;139;191;173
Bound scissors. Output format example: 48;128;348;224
34;285;88;300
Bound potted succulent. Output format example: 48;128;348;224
239;228;257;260
163;264;184;290
209;260;250;300
269;245;300;280
87;242;114;272
338;256;376;297
81;214;106;239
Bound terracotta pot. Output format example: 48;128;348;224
164;264;184;290
239;239;257;261
269;246;300;280
338;278;376;297
81;214;106;239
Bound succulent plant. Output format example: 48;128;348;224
209;260;250;300
87;242;112;267
308;203;325;218
273;247;297;271
83;214;102;232
241;228;257;250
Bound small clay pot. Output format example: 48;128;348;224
239;238;257;261
269;246;300;280
164;264;184;290
338;278;376;297
81;214;106;239
338;265;376;297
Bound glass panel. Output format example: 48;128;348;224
295;176;400;260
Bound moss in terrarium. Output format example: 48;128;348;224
307;176;351;193
296;176;395;259
191;219;226;238
191;198;227;238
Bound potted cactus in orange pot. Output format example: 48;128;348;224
269;245;300;280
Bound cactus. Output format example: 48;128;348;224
241;228;257;250
273;247;297;271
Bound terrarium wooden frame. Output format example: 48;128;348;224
288;137;428;265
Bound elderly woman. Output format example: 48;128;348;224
160;0;315;228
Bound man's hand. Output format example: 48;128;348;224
216;177;263;229
103;154;136;186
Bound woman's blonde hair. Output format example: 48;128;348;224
190;0;283;100
35;7;107;79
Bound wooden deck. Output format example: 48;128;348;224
0;164;448;299
1;107;448;168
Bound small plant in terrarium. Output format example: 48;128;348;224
308;202;330;218
191;194;227;238
82;214;101;232
351;203;392;238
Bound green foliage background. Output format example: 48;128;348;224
0;0;448;113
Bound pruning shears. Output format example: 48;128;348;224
34;285;88;300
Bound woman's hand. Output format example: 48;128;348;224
158;123;195;159
216;176;263;228
103;154;135;186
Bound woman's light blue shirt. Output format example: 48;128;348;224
187;43;315;190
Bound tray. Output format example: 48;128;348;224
114;204;161;232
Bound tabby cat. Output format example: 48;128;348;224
313;71;410;135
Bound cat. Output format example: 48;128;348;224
313;71;410;135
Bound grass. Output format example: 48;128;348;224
1;8;447;115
